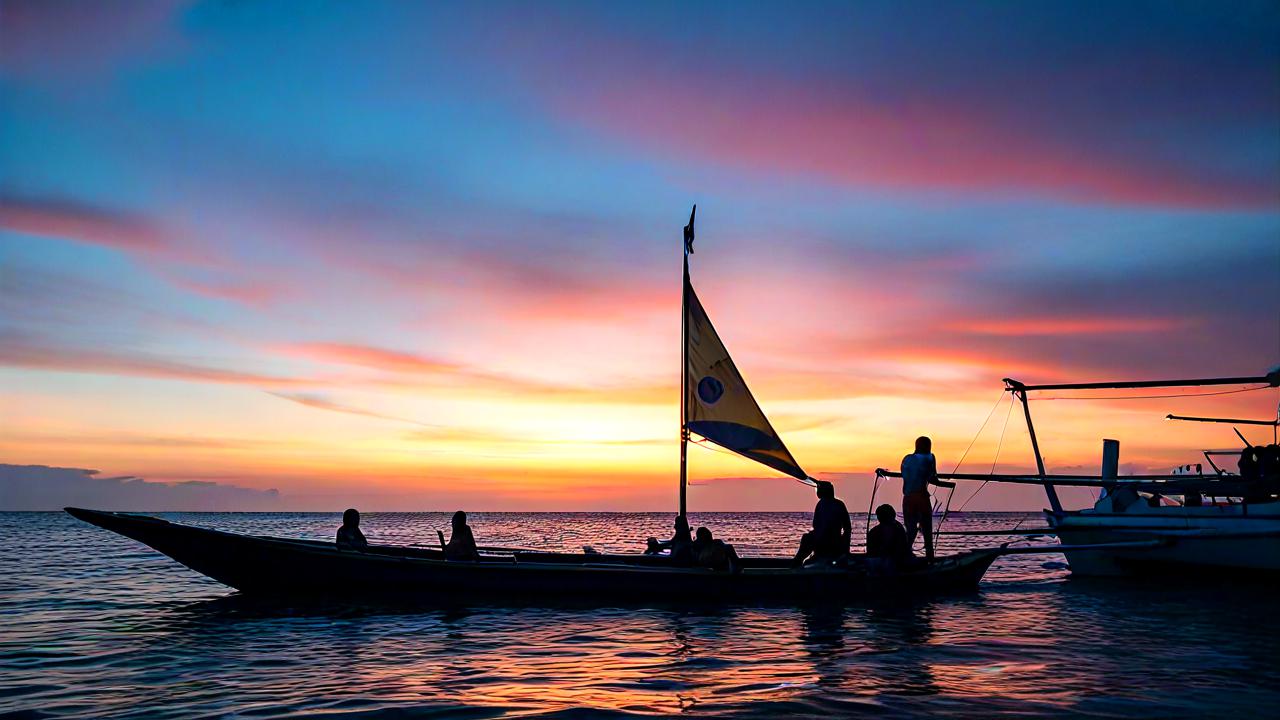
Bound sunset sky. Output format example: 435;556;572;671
2;1;1278;511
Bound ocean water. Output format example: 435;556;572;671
1;511;1277;719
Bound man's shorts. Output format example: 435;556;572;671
903;491;932;515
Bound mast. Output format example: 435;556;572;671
679;205;696;518
1005;379;1063;514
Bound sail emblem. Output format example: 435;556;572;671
697;376;724;405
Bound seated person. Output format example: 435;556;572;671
645;514;694;564
1239;446;1260;480
691;526;741;573
792;481;852;567
865;504;911;574
1262;444;1280;480
336;508;368;550
444;510;480;561
1263;445;1280;498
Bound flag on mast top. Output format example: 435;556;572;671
684;204;696;255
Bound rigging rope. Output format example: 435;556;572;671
931;388;1008;550
690;436;815;486
958;391;1018;512
865;471;881;539
949;388;1010;474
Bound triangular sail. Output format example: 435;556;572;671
683;279;808;480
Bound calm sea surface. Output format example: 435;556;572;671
1;511;1277;719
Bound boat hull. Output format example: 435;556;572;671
1049;503;1280;577
65;508;998;603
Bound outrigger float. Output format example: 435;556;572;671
878;371;1280;577
70;207;1021;603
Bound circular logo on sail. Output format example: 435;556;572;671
697;376;724;405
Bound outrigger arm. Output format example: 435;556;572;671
1166;414;1279;426
874;468;1260;496
1000;370;1278;515
1002;371;1278;392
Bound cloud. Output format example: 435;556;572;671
474;4;1279;209
286;342;466;376
266;391;433;426
0;195;167;252
158;270;284;308
945;316;1192;337
403;426;669;447
1;195;287;309
279;341;569;395
0;464;282;511
279;341;672;404
0;0;189;83
0;332;307;388
3;431;286;451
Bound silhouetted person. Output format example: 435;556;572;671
1261;444;1280;478
792;481;852;566
336;508;368;550
1264;445;1280;498
1239;446;1260;480
901;436;937;562
691;526;741;572
866;504;911;574
444;510;480;561
645;515;694;564
1241;444;1280;503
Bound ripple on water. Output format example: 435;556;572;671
2;512;1279;719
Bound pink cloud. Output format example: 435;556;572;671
265;391;432;426
0;196;167;252
0;333;306;388
161;272;283;308
1;195;295;310
946;316;1192;336
0;0;189;83
277;341;672;404
282;342;470;375
479;23;1276;210
564;82;1271;209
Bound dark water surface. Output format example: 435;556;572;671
1;512;1276;719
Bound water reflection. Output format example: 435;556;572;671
156;585;1238;716
862;602;940;697
8;512;1280;719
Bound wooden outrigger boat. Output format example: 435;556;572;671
67;206;1009;603
879;371;1280;578
65;507;1001;600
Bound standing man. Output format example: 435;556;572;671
901;436;938;562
